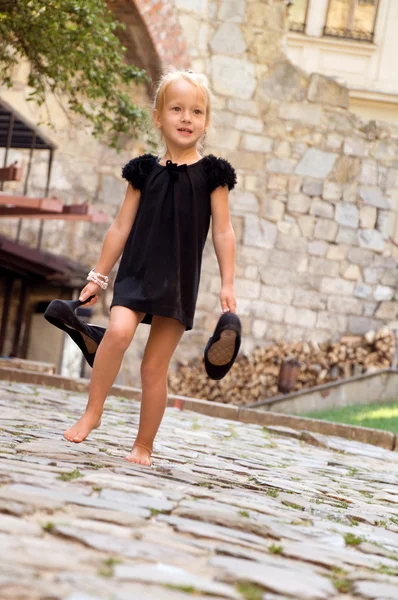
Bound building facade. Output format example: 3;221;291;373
2;0;398;387
286;0;398;123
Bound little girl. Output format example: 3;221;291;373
63;70;237;466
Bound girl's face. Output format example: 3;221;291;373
154;79;207;150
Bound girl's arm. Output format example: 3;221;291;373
79;184;141;303
211;185;237;313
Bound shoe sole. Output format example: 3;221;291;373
207;330;237;366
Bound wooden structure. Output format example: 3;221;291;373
0;100;108;364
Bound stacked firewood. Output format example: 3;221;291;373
168;327;395;406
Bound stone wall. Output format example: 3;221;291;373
171;0;398;365
2;0;398;386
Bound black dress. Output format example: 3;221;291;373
110;154;236;330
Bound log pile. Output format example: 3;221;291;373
168;327;395;406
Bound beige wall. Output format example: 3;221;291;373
286;0;398;124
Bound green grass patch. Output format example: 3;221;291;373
57;468;83;482
302;401;398;433
344;533;364;546
269;543;283;554
236;581;264;600
239;510;250;518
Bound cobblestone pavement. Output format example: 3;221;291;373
1;380;398;600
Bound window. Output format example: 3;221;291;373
324;0;379;42
288;0;309;33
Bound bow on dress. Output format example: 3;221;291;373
166;160;187;181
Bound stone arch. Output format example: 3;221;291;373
108;0;191;83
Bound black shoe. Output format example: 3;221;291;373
44;297;106;367
204;312;241;380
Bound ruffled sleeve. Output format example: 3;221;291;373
202;155;237;194
121;153;157;191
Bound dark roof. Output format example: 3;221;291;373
0;234;88;287
0;98;57;150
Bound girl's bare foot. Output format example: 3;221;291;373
125;443;152;467
63;412;101;443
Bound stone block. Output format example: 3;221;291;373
335;202;359;229
342;264;361;281
276;231;307;252
244;265;258;279
326;134;343;152
210;23;246;55
375;301;398;320
236;115;264;134
348;315;383;335
253;300;285;322
354;283;371;299
234;278;261;299
371;139;396;161
360;160;378;185
314;218;338;242
267;249;308;272
359;187;390;209
228;98;259;116
322;181;342;202
288;176;303;193
347;247;373;267
307;73;349;108
218;0;246;22
285;306;317;329
262;198;285;222
327;296;362;315
297;215;316;238
274;140;291;159
342;182;357;203
376;209;396;239
309;257;339;277
302;180;323;197
358;229;385;253
327;244;348;261
267;158;296;174
373;285;394;301
175;0;207;14
317;311;348;331
287;193;310;214
386;168;398;189
359;205;377;229
363;301;377;316
310;199;334;219
295;149;338;179
242;134;272;152
214;129;241;151
344;137;368;157
261;285;294;304
279;103;322;127
259;60;308;103
267;173;288;191
231;191;259;214
252;319;268;339
363;266;380;284
244;214;278;249
336;226;358;246
308;240;329;256
211;56;256;100
293;290;326;310
320;277;355;296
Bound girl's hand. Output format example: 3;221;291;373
220;284;236;314
79;282;101;306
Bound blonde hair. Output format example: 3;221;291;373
153;69;212;131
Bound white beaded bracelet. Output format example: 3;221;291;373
87;269;109;290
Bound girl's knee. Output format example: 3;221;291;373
106;324;133;351
140;360;168;385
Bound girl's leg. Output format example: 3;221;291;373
64;306;144;443
125;315;185;466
